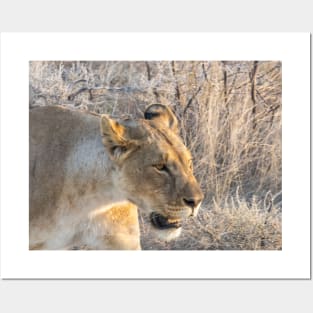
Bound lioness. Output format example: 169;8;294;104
29;104;203;249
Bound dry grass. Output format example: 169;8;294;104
29;60;282;250
140;191;281;250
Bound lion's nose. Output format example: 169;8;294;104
183;197;202;209
182;182;204;216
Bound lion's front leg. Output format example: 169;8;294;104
71;202;141;250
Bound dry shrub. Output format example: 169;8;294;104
29;60;282;250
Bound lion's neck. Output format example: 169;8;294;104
59;135;127;213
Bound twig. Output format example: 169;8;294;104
226;64;241;104
256;89;271;107
183;63;212;115
234;64;281;90
183;85;202;115
67;86;142;101
68;87;92;101
145;62;160;102
250;61;258;130
171;61;181;108
202;62;210;82
222;61;228;104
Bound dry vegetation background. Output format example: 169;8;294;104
29;61;282;250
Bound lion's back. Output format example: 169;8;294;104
29;106;100;220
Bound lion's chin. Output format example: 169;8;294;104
150;212;182;229
155;226;182;242
149;212;182;241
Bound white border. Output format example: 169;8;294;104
0;33;310;279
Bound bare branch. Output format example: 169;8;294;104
250;61;258;130
171;61;182;108
145;62;160;102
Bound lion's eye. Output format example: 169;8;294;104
154;164;168;172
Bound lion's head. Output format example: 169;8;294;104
100;104;203;239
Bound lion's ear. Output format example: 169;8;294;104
144;104;178;133
100;115;136;161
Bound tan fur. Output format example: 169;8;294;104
29;104;203;250
71;203;141;250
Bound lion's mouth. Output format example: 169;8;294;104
150;212;182;230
